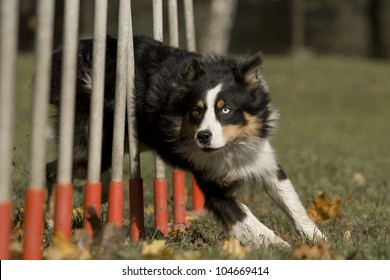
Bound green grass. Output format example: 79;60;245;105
11;53;390;259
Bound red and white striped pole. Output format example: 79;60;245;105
127;0;144;242
83;0;108;236
152;0;169;235
0;0;19;260
184;0;205;212
168;0;187;230
24;0;55;259
108;0;131;228
53;0;80;241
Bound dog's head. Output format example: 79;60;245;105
178;53;277;153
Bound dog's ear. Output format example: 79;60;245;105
237;52;264;89
181;58;204;81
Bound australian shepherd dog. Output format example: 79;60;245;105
46;35;325;247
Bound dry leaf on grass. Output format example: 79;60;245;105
46;233;91;260
144;204;154;215
142;240;175;259
307;192;343;223
292;241;332;260
352;172;366;186
222;237;251;259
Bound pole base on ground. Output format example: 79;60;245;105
129;178;144;242
173;169;186;229
84;182;102;236
154;178;168;234
0;202;11;259
23;188;45;260
108;181;124;227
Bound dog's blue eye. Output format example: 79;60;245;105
221;107;231;114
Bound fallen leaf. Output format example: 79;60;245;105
46;233;91;260
352;172;366;186
141;239;174;258
144;204;154;215
343;230;353;243
142;239;166;256
292;241;332;260
222;237;251;259
307;192;342;223
74;229;93;253
99;223;129;257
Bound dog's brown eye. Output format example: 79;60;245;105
192;106;201;116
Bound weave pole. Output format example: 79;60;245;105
183;0;205;211
83;0;108;236
183;0;196;52
22;0;55;260
108;0;131;227
168;0;187;229
0;0;19;260
152;0;169;235
126;0;144;242
53;0;80;240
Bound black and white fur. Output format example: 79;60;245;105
46;35;325;248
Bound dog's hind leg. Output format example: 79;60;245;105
262;165;326;242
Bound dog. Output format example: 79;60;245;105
46;35;325;248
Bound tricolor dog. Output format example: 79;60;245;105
46;35;326;247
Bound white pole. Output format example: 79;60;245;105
0;0;19;202
153;0;165;179
183;0;196;51
125;0;141;180
87;0;108;183
28;0;56;190
57;0;80;184
168;0;179;48
112;0;131;181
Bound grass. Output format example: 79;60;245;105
10;53;390;259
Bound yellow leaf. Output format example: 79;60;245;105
292;241;332;260
352;172;366;186
222;237;251;259
46;233;91;260
141;240;167;257
307;192;342;223
144;204;154;215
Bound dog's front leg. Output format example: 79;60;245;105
262;165;326;242
194;174;290;248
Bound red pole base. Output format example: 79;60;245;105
173;169;186;229
129;178;144;242
0;202;11;259
54;183;73;240
192;176;205;211
108;181;124;227
154;178;168;234
23;188;45;260
84;182;102;236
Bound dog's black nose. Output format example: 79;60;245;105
197;130;212;145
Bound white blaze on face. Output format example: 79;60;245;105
196;83;225;148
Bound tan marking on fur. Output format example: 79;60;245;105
196;100;205;109
244;69;263;91
222;112;263;140
217;99;225;109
